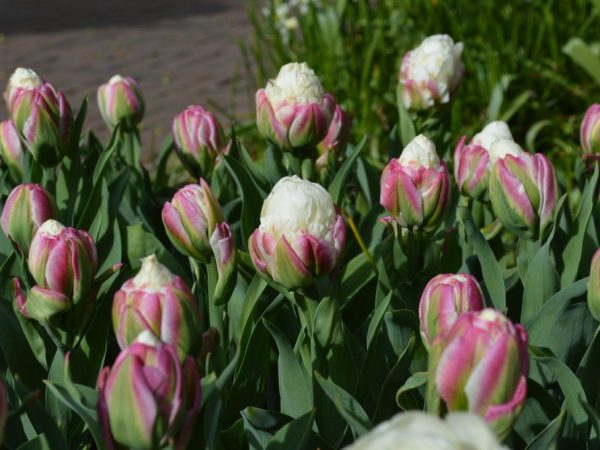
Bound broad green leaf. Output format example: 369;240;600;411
563;38;600;85
525;409;565;450
395;371;428;411
16;434;51;450
265;410;316;450
521;241;558;324
328;137;366;205
366;292;392;349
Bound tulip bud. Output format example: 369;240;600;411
97;74;144;129
1;183;56;254
112;255;201;359
0;120;25;178
588;248;600;321
172;105;229;177
399;34;464;110
249;175;345;289
419;273;484;349
380;134;450;232
581;104;600;154
316;104;350;174
488;150;558;239
256;62;336;151
6;68;73;166
427;309;528;439
28;219;97;306
210;223;237;304
162;179;224;262
98;342;201;450
344;411;508;450
454;121;514;199
0;380;7;446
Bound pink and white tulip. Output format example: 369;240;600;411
0;120;25;178
112;255;201;359
162;179;224;262
98;339;201;450
399;35;464;110
427;308;528;439
581;104;600;154
249;175;345;289
380;134;450;232
1;183;56;254
419;273;484;349
172;105;229;177
488;147;558;240
5;68;73;166
97;74;144;129
588;248;600;322
256;62;336;151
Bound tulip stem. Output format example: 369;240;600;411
293;291;317;336
343;210;378;274
206;260;225;339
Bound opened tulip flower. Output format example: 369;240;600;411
588;248;600;322
5;68;73;166
97;74;144;129
316;104;350;175
172;105;229;177
427;308;528;439
419;273;484;349
380;134;450;232
98;338;201;450
0;120;25;178
256;62;336;151
249;175;345;289
581;104;600;154
454;121;514;199
344;411;508;450
162;179;224;262
112;255;201;359
488;142;558;240
1;183;56;255
399;34;464;110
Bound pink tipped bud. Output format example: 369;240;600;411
0;120;25;178
588;248;600;322
316;104;351;174
581;104;600;154
210;223;237;304
97;75;144;129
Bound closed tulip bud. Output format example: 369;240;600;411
1;183;56;254
249;175;345;289
0;380;7;446
256;62;336;151
344;411;507;450
380;134;450;232
97;74;144;129
454;121;514;199
112;255;201;359
98;341;201;450
316;104;350;174
6;68;73;166
28;220;98;306
488;149;558;240
210;223;237;304
419;273;484;349
173;105;228;177
0;120;25;178
581;104;600;154
427;309;528;439
162;179;224;262
588;249;600;321
399;34;464;110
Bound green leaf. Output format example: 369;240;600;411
395;371;428;411
314;372;371;438
563;38;600;85
395;85;416;147
265;409;316;450
366;292;392;349
525;409;565;450
339;252;376;305
521;240;558;324
16;434;51;450
328;137;366;205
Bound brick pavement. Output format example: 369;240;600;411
0;0;255;163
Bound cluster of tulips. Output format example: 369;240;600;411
0;31;599;450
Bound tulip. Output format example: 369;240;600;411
249;175;345;289
427;308;528;439
256;62;336;151
0;379;7;446
581;104;600;154
112;255;202;359
210;223;237;304
588;248;600;322
98;340;201;450
454;121;514;199
172;105;228;177
1;183;56;254
162;179;224;262
316;104;350;175
399;34;464;110
419;273;484;349
380;134;450;232
97;74;144;129
6;68;73;166
488;148;558;239
0;120;25;178
27;219;97;310
344;411;508;450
